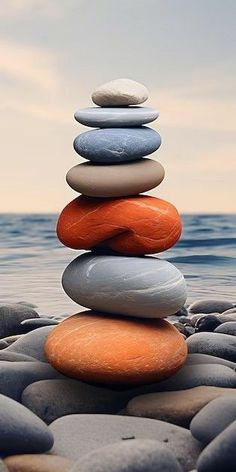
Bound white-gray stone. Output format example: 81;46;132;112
62;253;187;318
92;78;149;106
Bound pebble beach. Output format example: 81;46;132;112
0;79;236;472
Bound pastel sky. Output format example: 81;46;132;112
1;0;235;213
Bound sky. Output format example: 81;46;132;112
0;0;236;213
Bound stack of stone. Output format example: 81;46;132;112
45;78;187;386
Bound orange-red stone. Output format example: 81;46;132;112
56;195;182;255
45;311;187;385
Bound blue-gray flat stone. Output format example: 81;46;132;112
62;253;187;318
50;414;201;471
73;127;161;163
190;394;236;445
74;107;159;128
0;393;54;456
70;439;182;472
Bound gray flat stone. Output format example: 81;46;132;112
190;394;236;444
5;326;55;362
126;386;236;428
70;439;182;472
62;253;187;318
189;299;233;314
129;364;236;396
0;351;36;362
0;393;53;456
50;414;201;471
0;361;62;401
186;353;236;370
196;419;236;472
20;318;59;333
187;332;236;361
215;321;236;335
22;379;128;424
0;304;39;338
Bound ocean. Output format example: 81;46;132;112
0;214;235;317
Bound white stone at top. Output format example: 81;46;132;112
92;78;149;107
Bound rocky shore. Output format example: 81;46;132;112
0;297;235;471
1;79;235;472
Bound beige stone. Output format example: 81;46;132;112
92;78;149;106
126;386;236;427
4;454;73;472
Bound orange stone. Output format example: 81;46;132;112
56;195;181;255
45;311;187;385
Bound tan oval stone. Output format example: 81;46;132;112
66;159;165;198
45;311;187;386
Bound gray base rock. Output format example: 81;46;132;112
186;353;236;370
0;352;36;362
0;361;62;400
0;394;53;456
196;419;236;472
130;364;236;396
215;321;236;335
22;379;128;424
70;439;182;472
0;304;39;338
187;332;236;361
126;386;236;428
190;394;236;444
20;319;59;333
5;326;55;362
50;414;201;472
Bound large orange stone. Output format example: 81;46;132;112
56;195;181;255
45;311;187;385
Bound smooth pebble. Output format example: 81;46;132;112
92;78;149;106
66;159;164;198
74;106;158;127
62;253;186;318
73;127;161;163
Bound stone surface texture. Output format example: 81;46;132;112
45;312;187;385
61;254;187;318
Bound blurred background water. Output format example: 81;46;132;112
0;214;235;316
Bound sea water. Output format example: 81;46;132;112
0;214;235;316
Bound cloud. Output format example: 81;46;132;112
0;38;59;92
151;77;236;133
